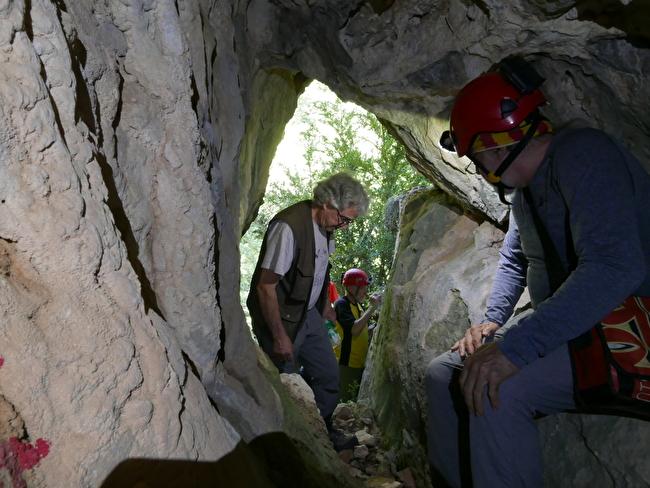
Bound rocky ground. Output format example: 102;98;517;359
332;402;417;488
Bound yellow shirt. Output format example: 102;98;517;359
333;297;369;369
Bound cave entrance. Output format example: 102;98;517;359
239;80;427;330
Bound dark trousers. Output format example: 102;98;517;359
260;308;340;423
425;312;576;488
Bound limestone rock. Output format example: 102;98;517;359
364;476;402;488
0;1;338;485
333;403;354;421
0;3;242;482
397;467;417;488
539;413;650;487
272;370;358;488
354;444;370;460
280;373;328;435
355;429;378;447
361;188;511;486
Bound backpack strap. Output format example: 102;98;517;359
521;151;576;293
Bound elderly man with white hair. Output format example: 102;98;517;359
247;172;369;451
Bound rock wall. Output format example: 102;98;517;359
250;0;650;224
0;0;346;486
0;1;241;484
360;188;514;485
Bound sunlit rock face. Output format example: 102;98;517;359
360;188;512;484
0;1;341;486
362;188;650;487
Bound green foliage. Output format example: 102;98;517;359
343;379;361;403
241;86;429;303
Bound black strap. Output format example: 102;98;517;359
522;187;575;293
493;112;544;206
494;112;543;178
498;185;512;206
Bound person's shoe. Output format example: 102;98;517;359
328;428;358;452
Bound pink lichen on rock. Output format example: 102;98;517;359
0;437;51;487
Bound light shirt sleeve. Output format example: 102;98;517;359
261;221;295;277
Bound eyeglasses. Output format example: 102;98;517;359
468;144;517;185
333;208;353;229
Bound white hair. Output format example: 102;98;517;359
313;172;369;215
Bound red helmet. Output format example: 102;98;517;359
445;71;546;157
342;268;370;287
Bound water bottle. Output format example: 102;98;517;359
325;320;340;347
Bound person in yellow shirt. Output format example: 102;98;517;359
333;268;382;401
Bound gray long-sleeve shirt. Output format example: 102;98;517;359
484;128;650;368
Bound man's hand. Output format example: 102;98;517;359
322;305;336;322
459;343;518;416
256;269;294;363
272;333;294;363
369;292;383;308
451;322;500;358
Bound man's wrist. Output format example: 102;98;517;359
270;324;289;341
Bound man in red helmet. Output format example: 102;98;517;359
247;172;369;451
426;57;650;487
333;268;383;401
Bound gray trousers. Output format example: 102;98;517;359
425;316;576;488
261;308;340;423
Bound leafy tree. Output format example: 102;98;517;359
241;86;429;304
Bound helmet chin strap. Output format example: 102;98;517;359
497;183;514;205
484;112;543;205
